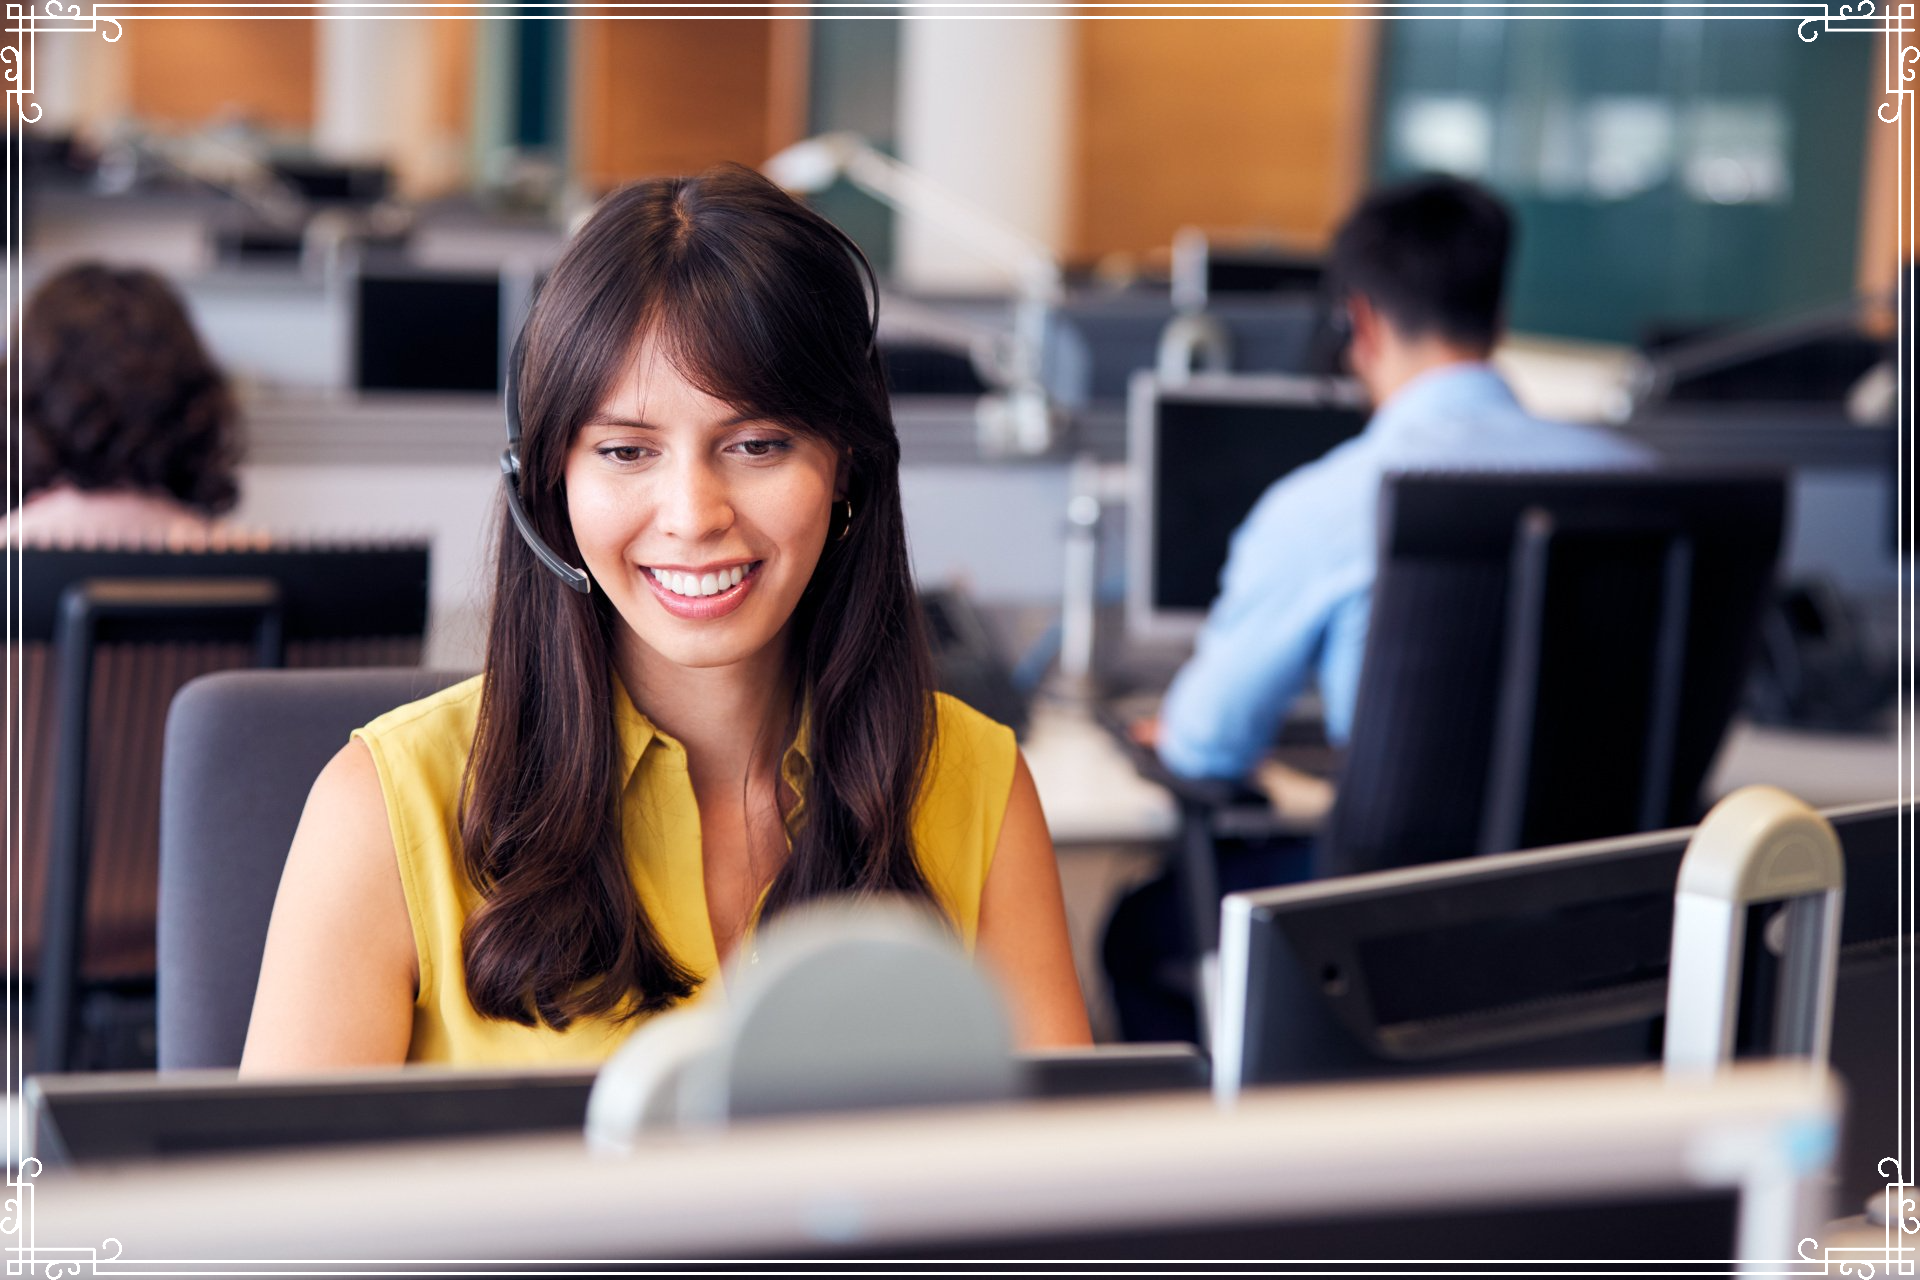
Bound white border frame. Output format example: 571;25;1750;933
2;3;1912;1274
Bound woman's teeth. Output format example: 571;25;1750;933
651;564;750;598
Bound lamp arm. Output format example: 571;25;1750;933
775;133;1062;303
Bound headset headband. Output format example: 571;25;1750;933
500;326;592;594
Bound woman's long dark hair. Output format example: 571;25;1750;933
460;164;941;1029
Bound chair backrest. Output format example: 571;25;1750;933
14;540;432;993
1321;471;1786;878
157;667;470;1070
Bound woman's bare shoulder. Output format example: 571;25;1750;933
240;738;417;1073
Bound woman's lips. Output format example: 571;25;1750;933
640;562;760;620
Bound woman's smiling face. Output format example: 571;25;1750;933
565;339;842;677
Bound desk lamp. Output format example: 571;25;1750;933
763;132;1064;457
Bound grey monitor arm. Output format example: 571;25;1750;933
1663;786;1844;1074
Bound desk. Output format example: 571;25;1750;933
1709;718;1903;809
1023;699;1904;852
1020;701;1175;847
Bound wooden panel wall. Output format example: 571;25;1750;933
124;21;316;130
1856;34;1909;331
571;18;777;191
1071;20;1376;263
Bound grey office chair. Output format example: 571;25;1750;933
156;667;470;1070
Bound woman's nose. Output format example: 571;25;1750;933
655;459;735;541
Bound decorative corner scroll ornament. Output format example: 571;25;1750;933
1801;1161;1920;1276
3;1157;123;1279
1880;39;1918;123
2;6;36;126
1797;2;1918;123
1803;0;1912;39
5;1241;123;1279
6;0;122;129
3;1157;40;1277
31;1;118;41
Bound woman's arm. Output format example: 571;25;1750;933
239;739;418;1074
975;751;1094;1049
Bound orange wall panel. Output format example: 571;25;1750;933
1071;20;1375;263
125;20;315;130
573;19;775;190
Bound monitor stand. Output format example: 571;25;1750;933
1664;786;1844;1073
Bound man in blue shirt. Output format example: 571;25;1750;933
1156;176;1654;782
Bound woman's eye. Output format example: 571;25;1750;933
598;445;647;464
733;437;792;459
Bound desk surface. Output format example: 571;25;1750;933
1021;700;1178;846
1022;701;1904;850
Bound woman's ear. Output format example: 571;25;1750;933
834;449;852;502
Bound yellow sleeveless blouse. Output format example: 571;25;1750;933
352;676;1016;1065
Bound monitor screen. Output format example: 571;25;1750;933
353;271;503;395
1041;295;1324;406
865;1189;1739;1260
1172;231;1324;311
269;159;392;207
1127;374;1366;640
1206;253;1323;300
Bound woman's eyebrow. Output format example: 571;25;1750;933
581;412;760;430
580;415;658;430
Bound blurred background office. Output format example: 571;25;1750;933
13;10;1906;1048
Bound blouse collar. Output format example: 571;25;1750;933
610;672;812;803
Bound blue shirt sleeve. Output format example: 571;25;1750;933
1156;462;1373;780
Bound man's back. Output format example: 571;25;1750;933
1156;362;1654;781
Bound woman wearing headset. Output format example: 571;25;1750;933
242;166;1090;1069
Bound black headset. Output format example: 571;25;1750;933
500;328;592;594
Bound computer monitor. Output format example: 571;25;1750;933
1217;799;1905;1209
1040;293;1324;406
1172;230;1324;311
1126;372;1367;643
26;1046;1208;1168
268;158;392;207
351;269;504;395
32;1064;1830;1260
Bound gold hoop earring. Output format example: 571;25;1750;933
835;498;855;542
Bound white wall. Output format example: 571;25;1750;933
894;15;1075;292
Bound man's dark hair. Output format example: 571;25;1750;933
1329;175;1513;351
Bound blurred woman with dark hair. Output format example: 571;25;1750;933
12;262;241;544
242;165;1090;1069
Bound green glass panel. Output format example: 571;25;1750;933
805;19;900;275
1373;16;1874;343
